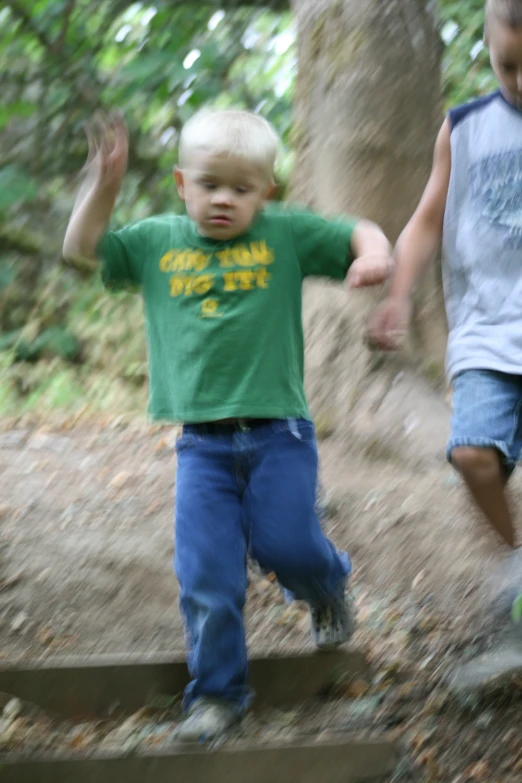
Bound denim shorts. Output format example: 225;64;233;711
447;369;522;476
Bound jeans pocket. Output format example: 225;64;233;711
175;431;197;453
283;418;316;444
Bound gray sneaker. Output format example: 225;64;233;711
490;548;522;619
309;584;357;650
172;698;241;742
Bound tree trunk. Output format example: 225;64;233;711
291;0;448;462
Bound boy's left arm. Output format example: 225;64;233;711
347;220;394;289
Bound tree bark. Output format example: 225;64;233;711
291;0;448;455
291;0;442;236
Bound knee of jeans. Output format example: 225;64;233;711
177;559;247;607
451;445;503;477
181;583;246;619
253;547;320;582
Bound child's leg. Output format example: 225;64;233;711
278;471;329;606
174;427;249;711
245;419;350;607
451;446;515;546
447;370;521;548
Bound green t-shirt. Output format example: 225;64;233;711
98;205;356;422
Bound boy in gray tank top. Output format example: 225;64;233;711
369;0;522;614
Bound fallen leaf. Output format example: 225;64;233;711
0;573;23;592
412;570;426;590
146;500;163;516
464;760;490;780
67;724;97;750
345;678;371;698
256;579;273;593
410;730;435;751
36;626;54;645
154;438;171;453
0;717;30;747
101;708;150;747
278;606;300;626
10;611;29;633
108;471;132;490
2;699;23;722
394;682;417;700
417;747;436;765
272;710;299;727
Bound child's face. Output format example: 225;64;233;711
487;20;522;109
175;152;273;240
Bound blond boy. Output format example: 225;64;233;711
64;108;393;740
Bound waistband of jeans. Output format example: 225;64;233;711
184;418;275;434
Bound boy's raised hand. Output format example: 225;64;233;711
62;112;128;266
84;112;128;194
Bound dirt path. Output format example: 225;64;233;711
1;410;521;780
0;414;472;659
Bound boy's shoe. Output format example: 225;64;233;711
172;697;241;742
309;583;357;650
490;548;522;619
511;592;522;625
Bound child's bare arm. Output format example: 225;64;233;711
63;114;128;267
368;118;451;348
346;219;393;288
389;118;451;299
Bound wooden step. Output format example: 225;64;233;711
0;736;397;783
0;650;397;782
0;649;368;717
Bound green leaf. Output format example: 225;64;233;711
0;166;38;210
0;330;22;353
0;261;16;289
0;102;36;128
118;52;175;82
32;327;81;362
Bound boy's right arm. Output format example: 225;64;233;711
367;118;452;349
62;115;128;268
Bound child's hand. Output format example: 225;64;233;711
84;112;128;194
346;255;394;289
366;296;412;350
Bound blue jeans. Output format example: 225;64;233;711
174;418;350;710
447;369;522;477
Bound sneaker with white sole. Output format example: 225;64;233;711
309;584;357;650
172;697;241;742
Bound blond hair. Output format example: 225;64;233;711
485;0;522;29
178;108;280;179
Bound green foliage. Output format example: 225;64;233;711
1;1;296;210
14;326;81;362
0;166;39;211
439;0;498;106
0;259;16;290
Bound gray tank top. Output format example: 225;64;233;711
443;91;522;381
